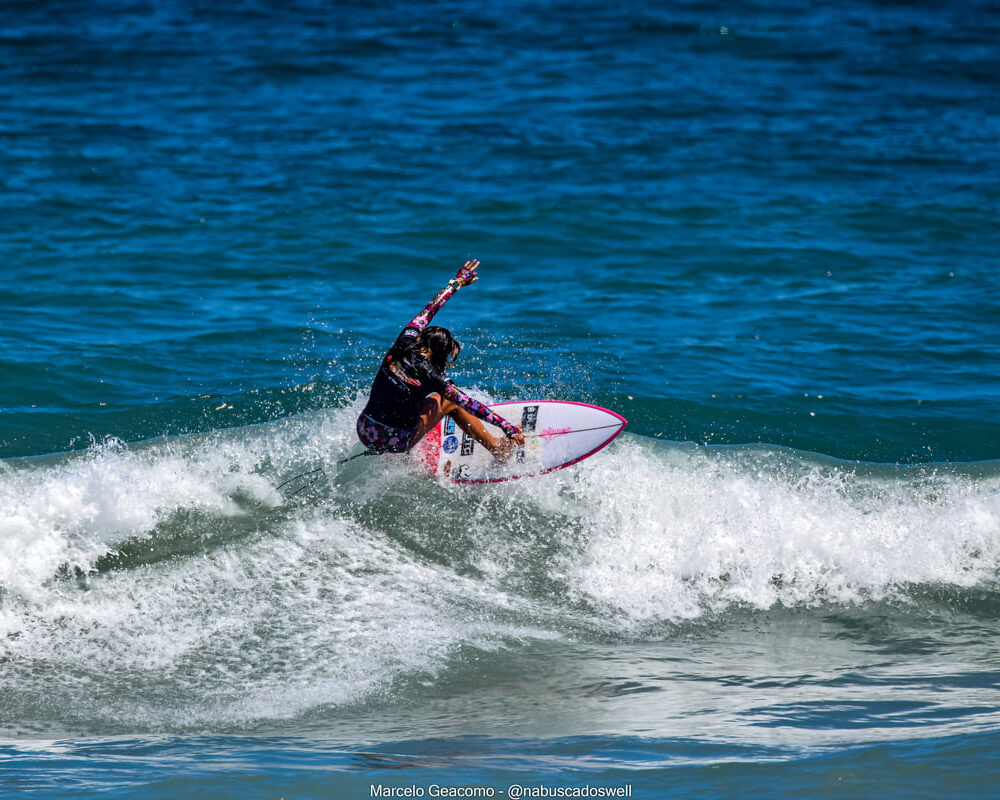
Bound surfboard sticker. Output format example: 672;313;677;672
416;400;626;484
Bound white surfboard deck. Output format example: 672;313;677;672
415;400;626;484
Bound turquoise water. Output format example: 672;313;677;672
2;1;999;797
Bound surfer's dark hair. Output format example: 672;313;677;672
422;326;460;370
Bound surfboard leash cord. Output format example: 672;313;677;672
276;450;380;498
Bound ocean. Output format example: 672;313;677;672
1;1;998;797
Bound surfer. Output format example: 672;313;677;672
357;259;525;460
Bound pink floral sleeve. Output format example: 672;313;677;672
406;262;477;331
443;384;521;439
407;281;459;331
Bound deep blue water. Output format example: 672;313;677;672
2;1;999;798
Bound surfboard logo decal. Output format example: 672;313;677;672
538;426;571;442
444;417;456;435
521;405;538;431
443;435;459;454
460;431;475;456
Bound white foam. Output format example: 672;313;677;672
0;403;554;729
2;403;999;730
550;438;1000;627
0;401;371;608
1;437;268;611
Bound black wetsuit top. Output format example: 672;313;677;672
361;326;450;431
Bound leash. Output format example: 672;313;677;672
276;450;379;498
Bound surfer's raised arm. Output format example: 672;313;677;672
406;259;480;332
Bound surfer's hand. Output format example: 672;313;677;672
453;259;479;287
492;432;522;462
501;421;525;446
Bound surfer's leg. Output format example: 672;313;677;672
407;393;450;451
357;414;412;454
409;394;512;461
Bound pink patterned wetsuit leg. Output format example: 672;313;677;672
356;413;414;454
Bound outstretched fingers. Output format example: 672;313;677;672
456;259;480;286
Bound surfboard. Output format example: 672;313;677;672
416;400;626;484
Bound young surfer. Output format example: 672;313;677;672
357;259;525;459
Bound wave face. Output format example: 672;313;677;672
2;401;998;737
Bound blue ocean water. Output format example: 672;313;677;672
2;1;999;797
